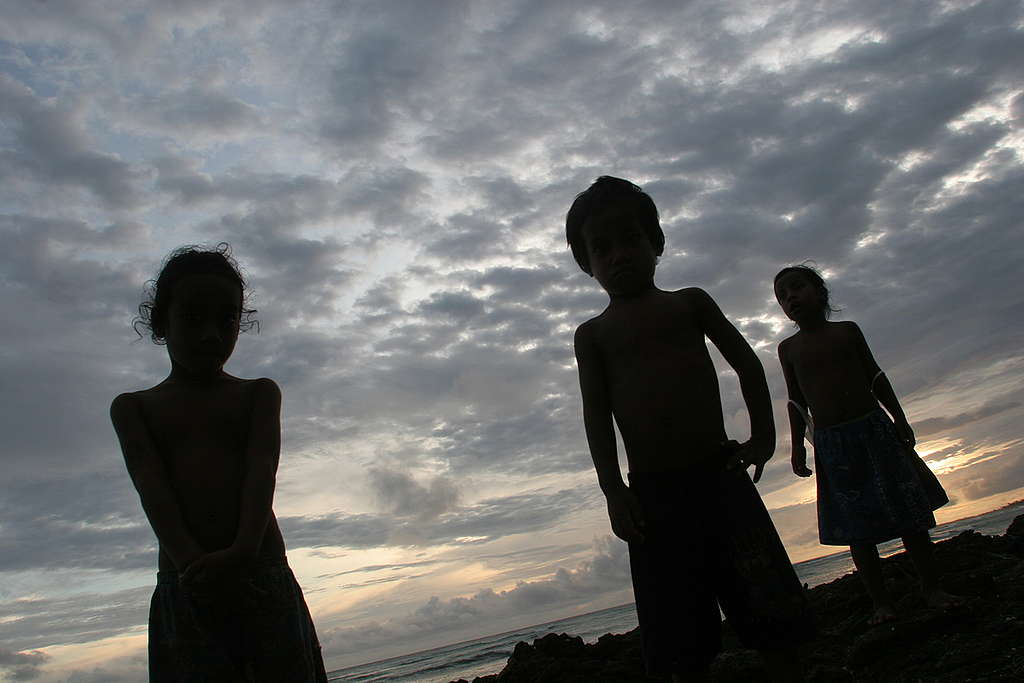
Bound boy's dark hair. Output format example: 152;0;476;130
134;243;258;344
565;176;664;275
774;263;840;319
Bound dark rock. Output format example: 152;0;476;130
1007;515;1024;555
450;514;1024;682
494;632;648;682
1006;514;1024;537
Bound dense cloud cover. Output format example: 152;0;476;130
1;0;1022;677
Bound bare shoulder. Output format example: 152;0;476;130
110;390;139;421
778;327;812;365
671;286;720;317
215;375;281;409
109;387;165;445
210;374;280;397
243;376;281;400
110;385;159;420
574;313;605;346
672;286;713;305
778;333;797;355
239;375;279;390
831;320;863;339
671;287;734;336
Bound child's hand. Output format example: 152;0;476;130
791;449;812;477
180;548;243;586
605;487;645;544
894;420;916;449
729;437;773;483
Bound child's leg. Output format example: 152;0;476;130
902;530;962;609
849;543;896;624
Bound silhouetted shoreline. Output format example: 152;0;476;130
449;514;1024;682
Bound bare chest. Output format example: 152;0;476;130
597;308;703;362
789;334;862;381
138;386;251;475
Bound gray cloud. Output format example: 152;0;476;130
368;467;461;520
0;471;153;572
0;586;150;654
0;75;143;209
318;534;630;657
0;647;49;682
280;485;600;550
946;444;1024;502
1;0;1022;672
316;558;442;581
133;86;263;136
916;400;1023;439
64;660;148;683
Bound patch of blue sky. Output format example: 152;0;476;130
0;42;66;98
194;139;277;175
88;127;167;166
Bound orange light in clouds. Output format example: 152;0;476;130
33;632;148;680
917;437;1019;475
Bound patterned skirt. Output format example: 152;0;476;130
813;408;948;546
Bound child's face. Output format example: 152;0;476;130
164;273;242;378
581;208;657;296
774;271;823;323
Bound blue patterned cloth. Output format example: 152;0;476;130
813;408;948;546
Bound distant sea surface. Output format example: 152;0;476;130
327;501;1024;683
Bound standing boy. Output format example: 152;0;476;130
567;177;809;681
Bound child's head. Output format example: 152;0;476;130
135;244;257;374
565;176;664;277
773;263;837;323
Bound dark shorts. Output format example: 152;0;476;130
149;560;328;683
813;408;948;545
628;458;812;675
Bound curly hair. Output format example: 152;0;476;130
565;176;664;275
773;262;841;319
134;243;258;344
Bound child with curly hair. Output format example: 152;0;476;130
111;244;327;681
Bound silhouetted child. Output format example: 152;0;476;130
568;177;810;681
774;264;958;626
111;244;328;682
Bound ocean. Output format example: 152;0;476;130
327;501;1024;683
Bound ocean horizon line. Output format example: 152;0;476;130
326;499;1024;680
327;600;639;677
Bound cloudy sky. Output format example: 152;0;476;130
1;0;1022;679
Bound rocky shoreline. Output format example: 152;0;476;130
450;515;1024;682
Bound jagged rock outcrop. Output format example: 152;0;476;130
450;514;1024;682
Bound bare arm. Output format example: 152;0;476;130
232;377;282;556
182;378;282;584
575;323;643;542
110;393;203;571
779;341;812;477
575;323;620;494
696;289;775;482
850;323;914;445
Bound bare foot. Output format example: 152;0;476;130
867;604;897;626
924;589;963;610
